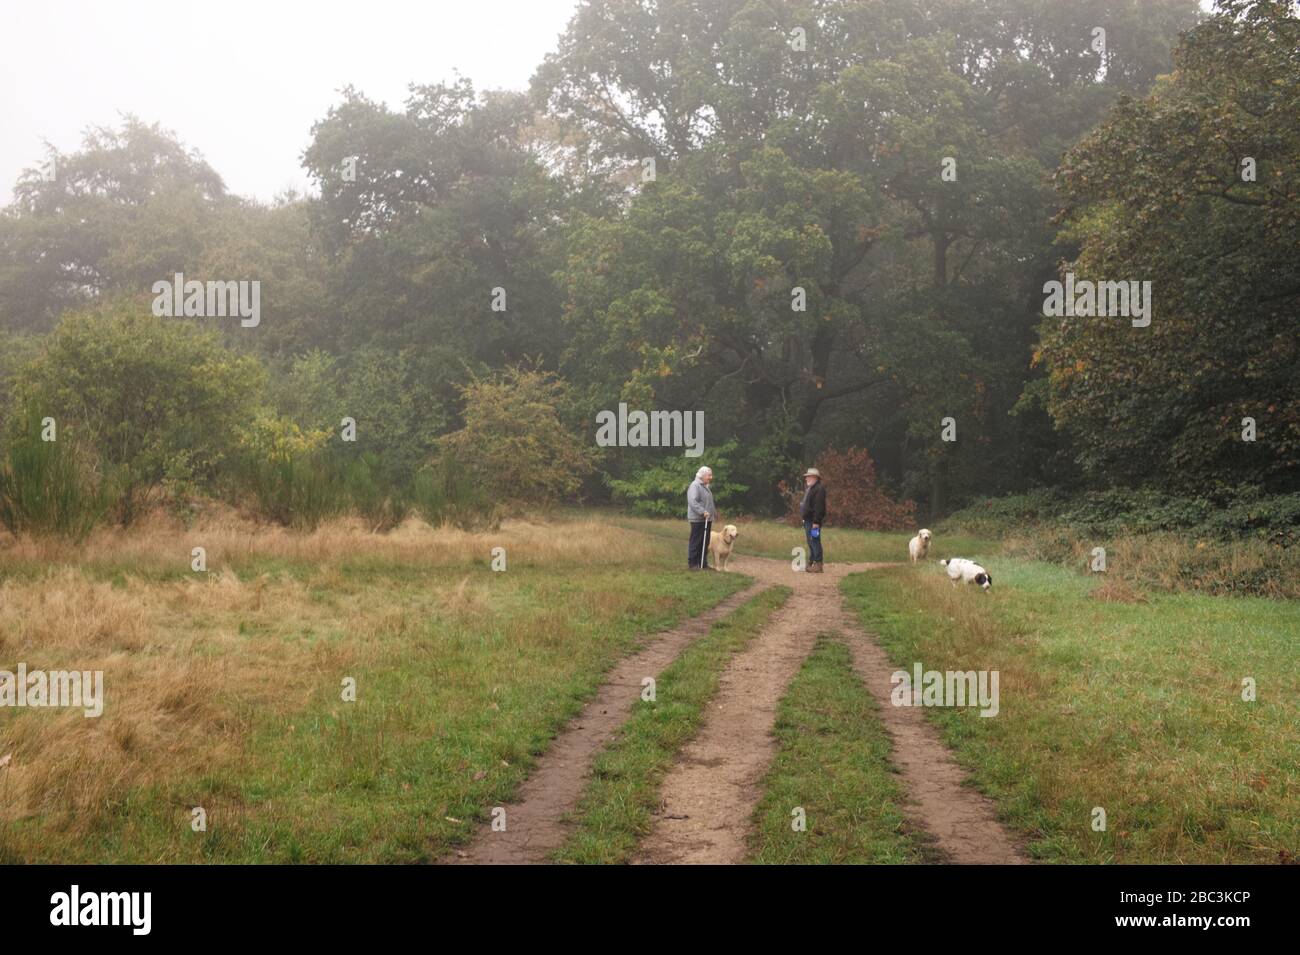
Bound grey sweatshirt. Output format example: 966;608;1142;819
686;478;715;523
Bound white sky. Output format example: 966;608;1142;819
0;0;582;202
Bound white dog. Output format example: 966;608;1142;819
708;524;739;571
940;558;993;590
908;529;932;563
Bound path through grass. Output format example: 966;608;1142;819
749;635;930;864
553;586;791;863
842;561;1300;863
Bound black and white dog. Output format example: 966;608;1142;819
940;558;993;591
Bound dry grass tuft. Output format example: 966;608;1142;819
1;508;662;573
0;653;239;828
1089;577;1149;604
0;570;151;652
437;575;492;618
999;529;1299;599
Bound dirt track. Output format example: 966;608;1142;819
446;579;765;864
447;553;1026;865
636;555;878;863
840;604;1024;864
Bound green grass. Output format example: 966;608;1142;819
552;585;792;864
613;514;996;565
0;535;753;863
841;560;1300;863
749;635;930;864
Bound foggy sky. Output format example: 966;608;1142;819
0;0;581;203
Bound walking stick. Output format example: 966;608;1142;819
700;516;711;571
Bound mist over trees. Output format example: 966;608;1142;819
1;0;1295;526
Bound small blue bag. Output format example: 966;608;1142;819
810;526;820;539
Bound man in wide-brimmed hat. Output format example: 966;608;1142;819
800;467;826;573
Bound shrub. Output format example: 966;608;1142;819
342;453;409;532
439;367;593;507
943;487;1300;545
232;414;345;529
607;440;748;518
233;417;484;532
942;487;1300;599
0;416;118;540
10;302;265;523
777;447;915;530
410;459;496;530
996;531;1300;600
240;453;346;530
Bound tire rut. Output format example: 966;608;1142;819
636;555;880;863
637;555;1027;865
443;578;766;864
448;552;1028;866
840;607;1027;864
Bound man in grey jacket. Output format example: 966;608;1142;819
686;466;716;570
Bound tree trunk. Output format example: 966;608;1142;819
930;455;949;523
934;233;951;289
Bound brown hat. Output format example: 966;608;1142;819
803;468;821;478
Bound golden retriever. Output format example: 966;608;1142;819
708;524;740;571
908;529;932;563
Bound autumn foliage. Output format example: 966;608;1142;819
779;447;916;530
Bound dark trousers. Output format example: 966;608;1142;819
803;520;823;564
688;520;710;569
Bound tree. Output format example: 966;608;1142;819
10;300;266;521
438;367;595;505
0;118;230;332
537;0;1199;514
302;81;568;369
1041;0;1299;491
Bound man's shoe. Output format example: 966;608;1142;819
808;561;824;574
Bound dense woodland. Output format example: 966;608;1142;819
0;0;1296;534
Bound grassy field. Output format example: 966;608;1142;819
553;585;791;863
843;561;1300;864
614;514;996;566
2;510;1294;864
0;512;750;862
749;635;930;864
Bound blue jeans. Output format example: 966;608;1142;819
803;520;823;564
